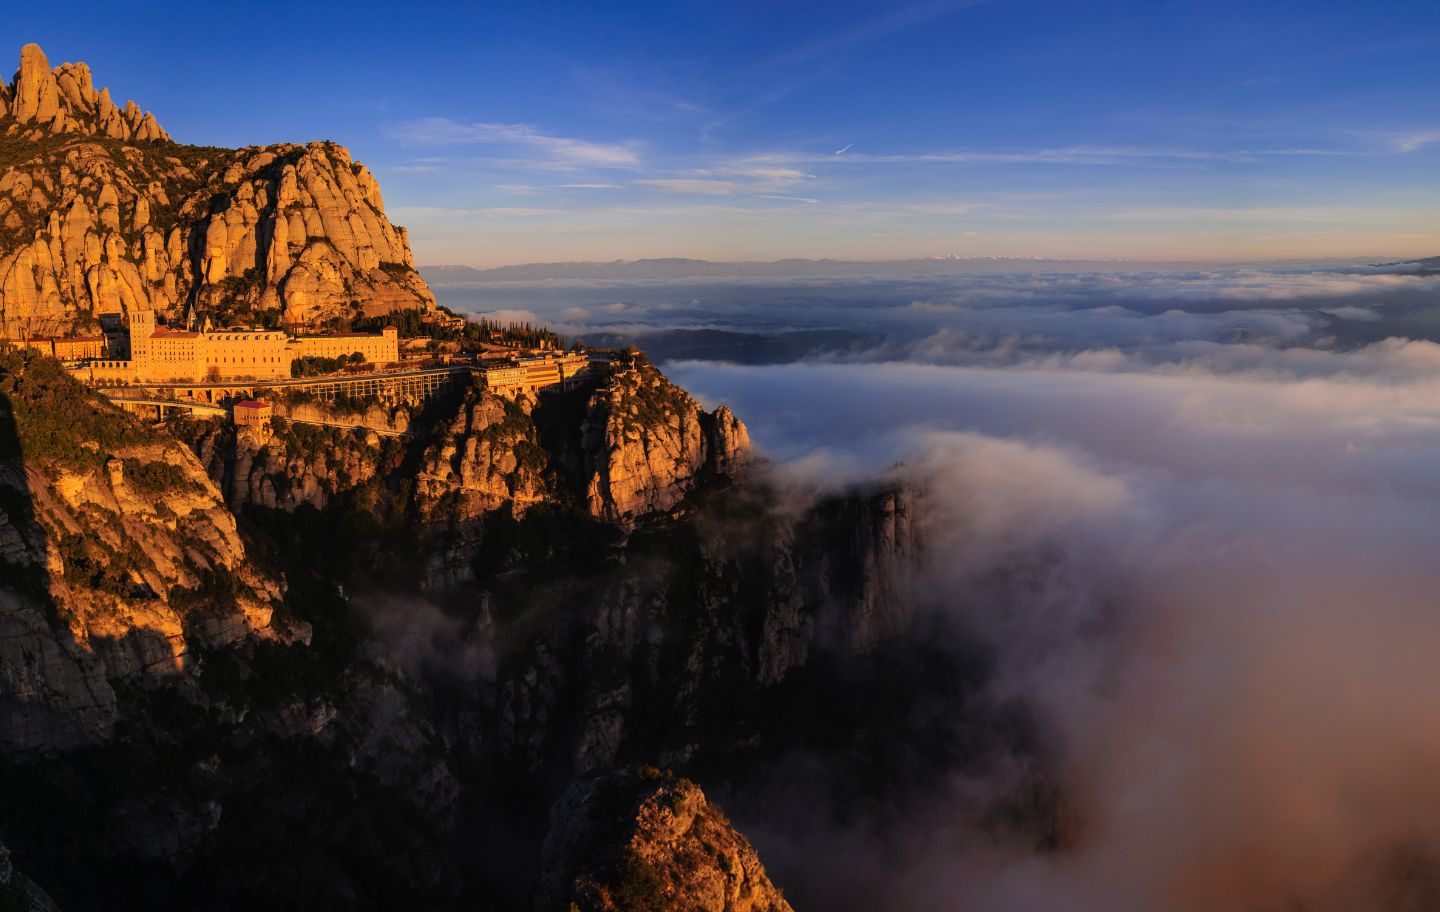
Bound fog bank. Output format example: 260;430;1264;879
671;333;1440;910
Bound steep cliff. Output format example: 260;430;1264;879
536;768;792;912
0;39;1056;912
484;484;920;779
180;358;749;537
582;355;749;526
186;417;399;513
0;352;283;750
0;44;433;335
416;388;555;521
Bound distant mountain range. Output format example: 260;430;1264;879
421;255;1380;283
1372;255;1440;273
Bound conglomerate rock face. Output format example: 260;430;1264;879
183;360;753;535
416;387;555;521
185;415;398;513
582;356;750;527
0;354;283;751
536;768;793;912
0;44;433;336
1;43;166;142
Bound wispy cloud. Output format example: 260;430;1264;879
387;117;641;169
703;0;992;134
1393;130;1440;153
745;144;1369;168
765;0;993;69
636;166;816;196
1099;205;1421;224
635;179;748;196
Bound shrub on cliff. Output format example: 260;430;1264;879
0;349;156;470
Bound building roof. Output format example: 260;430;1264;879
151;328;199;338
294;331;394;340
233;398;270;410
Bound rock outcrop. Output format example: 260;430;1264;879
415;388;553;520
536;768;792;912
185;411;400;513
0;353;284;750
0;42;1015;912
0;44;433;336
491;483;920;776
582;355;749;527
180;359;751;534
1;44;166;142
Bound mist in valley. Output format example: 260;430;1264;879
441;263;1440;909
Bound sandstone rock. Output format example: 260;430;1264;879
415;388;552;520
11;44;60;126
6;43;167;142
536;768;792;912
0;356;284;751
582;357;751;527
0;45;433;336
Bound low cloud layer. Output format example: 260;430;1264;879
432;264;1440;359
664;308;1440;909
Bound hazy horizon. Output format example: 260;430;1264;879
418;252;1426;270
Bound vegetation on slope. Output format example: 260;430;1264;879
0;348;158;469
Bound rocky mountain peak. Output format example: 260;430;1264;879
0;43;432;334
1;43;168;142
537;768;793;912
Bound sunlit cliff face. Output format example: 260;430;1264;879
647;270;1440;911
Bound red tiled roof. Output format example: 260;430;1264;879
233;399;270;410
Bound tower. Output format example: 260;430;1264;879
128;309;155;378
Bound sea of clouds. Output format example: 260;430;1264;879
440;264;1440;910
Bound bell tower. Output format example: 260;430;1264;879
128;309;155;377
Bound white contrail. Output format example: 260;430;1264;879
835;143;853;155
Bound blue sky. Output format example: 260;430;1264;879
7;0;1440;264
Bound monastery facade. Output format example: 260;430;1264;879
479;352;598;395
72;310;400;384
291;330;401;364
19;335;107;360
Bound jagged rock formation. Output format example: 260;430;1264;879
182;393;416;511
582;356;750;526
1;44;165;142
0;41;1027;912
0;353;284;750
0;348;1033;912
536;768;792;912
181;357;749;535
0;44;433;336
491;484;919;777
416;389;554;520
